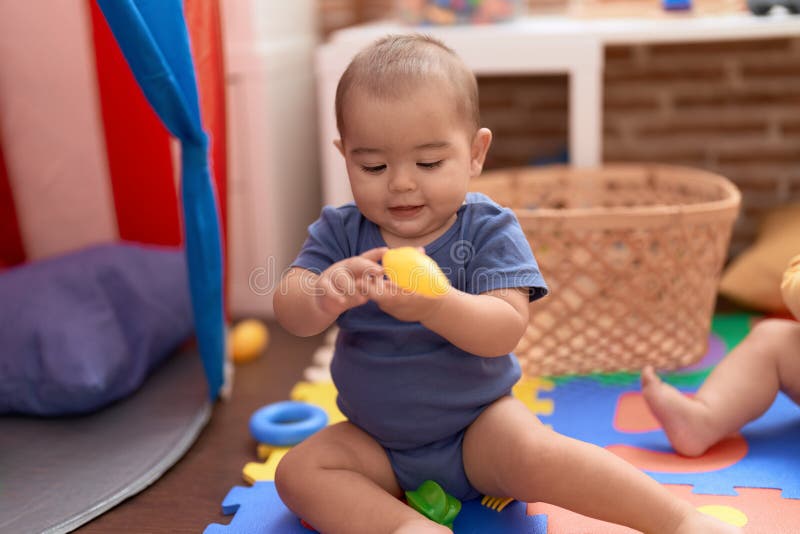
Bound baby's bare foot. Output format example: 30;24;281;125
640;366;717;457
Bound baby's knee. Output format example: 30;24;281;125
274;447;312;506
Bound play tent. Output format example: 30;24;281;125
0;0;227;400
0;1;228;531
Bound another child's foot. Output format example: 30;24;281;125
640;366;717;457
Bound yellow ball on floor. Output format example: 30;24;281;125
229;319;270;364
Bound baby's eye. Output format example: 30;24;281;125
417;160;443;169
361;164;386;174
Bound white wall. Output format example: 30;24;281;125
222;0;321;317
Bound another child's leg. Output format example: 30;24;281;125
463;397;741;534
642;318;800;456
275;422;449;534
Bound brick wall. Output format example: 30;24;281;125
317;2;800;254
482;38;800;254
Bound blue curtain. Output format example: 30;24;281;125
97;0;224;400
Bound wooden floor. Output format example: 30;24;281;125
77;320;324;534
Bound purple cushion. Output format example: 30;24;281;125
0;243;194;416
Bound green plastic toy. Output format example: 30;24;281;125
405;480;462;529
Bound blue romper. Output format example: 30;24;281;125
292;192;548;500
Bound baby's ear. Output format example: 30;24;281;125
470;128;492;177
334;139;345;157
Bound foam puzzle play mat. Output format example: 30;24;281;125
205;314;800;533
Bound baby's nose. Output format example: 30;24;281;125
388;169;417;192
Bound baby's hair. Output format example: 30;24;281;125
335;34;480;139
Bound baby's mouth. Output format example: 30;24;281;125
389;205;424;218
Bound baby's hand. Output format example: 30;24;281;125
368;282;447;323
366;248;450;323
314;247;386;316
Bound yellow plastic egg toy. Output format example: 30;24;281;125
229;319;270;364
781;253;800;321
382;247;451;298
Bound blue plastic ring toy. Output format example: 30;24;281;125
249;401;328;446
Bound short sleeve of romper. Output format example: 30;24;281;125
453;193;548;302
291;205;357;275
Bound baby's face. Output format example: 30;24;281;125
337;83;489;247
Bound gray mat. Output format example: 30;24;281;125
0;348;211;534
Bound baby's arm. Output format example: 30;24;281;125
274;247;386;337
273;268;339;337
422;287;529;357
369;278;530;357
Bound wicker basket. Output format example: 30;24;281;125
470;164;741;376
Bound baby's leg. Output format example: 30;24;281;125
275;421;449;534
463;396;740;534
642;318;800;456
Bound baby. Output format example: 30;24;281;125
643;254;800;457
274;33;739;534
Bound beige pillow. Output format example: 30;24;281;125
719;203;800;312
